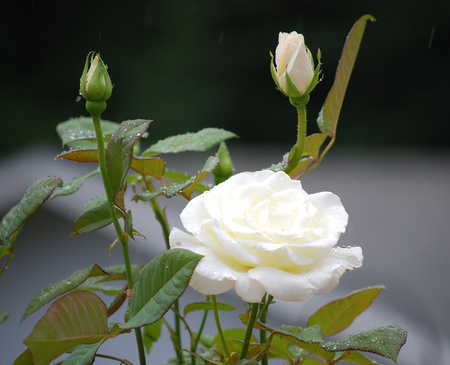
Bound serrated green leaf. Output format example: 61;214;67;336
71;204;124;235
183;301;235;316
122;249;202;329
143;319;162;353
308;286;385;337
142;128;237;157
22;264;113;322
23;291;110;365
321;325;407;362
52;168;100;198
56;117;119;147
130;157;165;178
181;156;218;199
83;194;108;211
106;119;151;198
317;15;375;136
60;340;103;365
0;177;63;246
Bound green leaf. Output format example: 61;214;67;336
143;319;162;353
56;117;119;147
303;133;329;158
0;245;9;259
0;176;63;246
71;204;124;235
142;128;237;157
22;264;116;322
122;249;202;329
308;286;385;337
52;168;100;198
23;291;110;365
83;194;108;211
60;340;103;365
106;119;151;198
13;349;33;365
183;301;235;316
0;311;8;322
163;170;209;193
181;156;219;199
317;15;375;136
130;157;165;178
214;328;257;355
335;351;380;364
321;325;407;362
56;148;100;163
271;325;333;361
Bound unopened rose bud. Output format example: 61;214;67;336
80;52;112;102
213;141;234;185
271;32;321;106
80;52;113;117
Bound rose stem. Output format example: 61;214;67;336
211;295;230;358
285;106;307;176
239;302;259;360
259;295;268;365
91;114;146;365
145;180;184;364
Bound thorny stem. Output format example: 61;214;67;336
240;302;259;360
211;295;230;359
91;113;146;365
145;179;183;364
285;107;307;176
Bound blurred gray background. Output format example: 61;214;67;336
1;0;449;364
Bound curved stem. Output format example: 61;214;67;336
240;302;259;360
285;107;307;176
211;295;230;359
91;114;146;365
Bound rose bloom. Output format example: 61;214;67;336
274;31;315;96
169;170;362;303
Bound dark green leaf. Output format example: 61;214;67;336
142;128;237;157
122;249;202;329
106;119;151;198
56;117;119;147
23;291;110;365
22;264;111;322
317;15;375;136
308;286;385;337
60;340;103;365
52;168;100;198
0;177;63;246
183;301;235;316
143;319;162;353
321;325;407;362
71;204;124;235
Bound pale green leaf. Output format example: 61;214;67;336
60;340;103;365
23;291;109;365
308;286;385;337
130;157;165;178
143;319;162;353
52;168;100;198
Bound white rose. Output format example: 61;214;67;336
273;31;315;97
169;170;362;303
